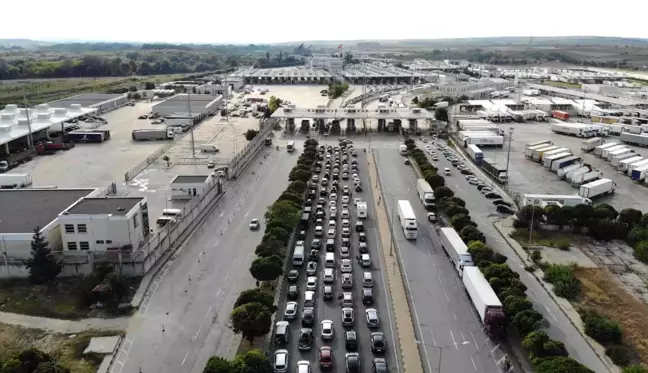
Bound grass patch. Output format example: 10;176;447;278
628;78;648;86
0;74;185;105
0;277;141;319
0;324;124;373
510;228;575;249
543;80;583;89
573;267;648;365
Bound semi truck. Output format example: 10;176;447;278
581;137;603;152
522;194;592;207
579;178;616;199
65;131;106;143
551;155;581;172
631;164;648;181
606;148;633;161
627;159;648;174
608;125;624;136
610;152;639;167
551;110;570;121
567;167;591;183
594;142;618;156
356;202;367;219
132;129;175;141
551;123;596;137
617;156;644;172
480;158;508;183
539;147;571;163
557;163;582;178
526;140;552;148
525;144;553;158
397;200;418;239
467;144;484;163
416;179;435;209
531;145;558;161
462;266;506;340
461;133;504;147
543;152;572;168
620;132;648;147
571;170;602;187
0;173;32;188
439;227;474;274
601;145;627;159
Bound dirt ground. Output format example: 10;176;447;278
574;267;648;364
0;324;122;373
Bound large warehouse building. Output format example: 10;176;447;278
48;93;129;114
151;94;223;119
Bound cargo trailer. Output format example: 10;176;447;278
610;152;639;167
480;158;508;183
439;227;474;274
581;137;603;152
525;144;553;158
557;163;582;178
551;123;597;137
631;164;648;181
551;110;570;120
628;159;648;174
571;171;601;187
522;194;592;207
132;129;175;141
567;167;590;183
462;266;506;340
526;140;552;148
467;144;484;163
608;124;624;136
551;156;581;172
0;173;32;188
617;156;644;172
601;145;627;159
579;178;616;199
606;147;633;161
531;145;558;161
594;142;618;156
539;148;571;164
543;152;572;168
623;125;643;135
620;132;648;147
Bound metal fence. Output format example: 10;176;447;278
124;139;178;181
227;118;276;179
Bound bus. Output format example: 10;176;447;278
287;141;295;153
397;200;418;239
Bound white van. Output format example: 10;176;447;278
200;144;219;152
162;208;183;218
399;144;408;155
325;253;335;268
361;254;371;268
444;167;451;176
362;272;374;288
293;245;305;266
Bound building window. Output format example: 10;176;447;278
64;224;75;233
96;240;105;244
67;242;78;250
106;240;113;244
77;224;87;233
133;216;139;229
79;242;90;250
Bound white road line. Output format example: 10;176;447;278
491;344;501;354
215;289;222;298
496;356;506;365
205;305;213;318
460;330;467;343
437;275;443;284
450;330;458;350
444;291;450;301
193;327;201;340
432;262;436;269
470;356;478;371
453;311;458;321
544;305;558;321
429;329;437;346
181;351;190;366
470;332;480;352
224;273;230;281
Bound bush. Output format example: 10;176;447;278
605;344;639;367
556;239;571;251
244;129;259;141
633;240;648;263
460;225;485;243
544;264;580;299
450;213;473;231
579;308;623;345
622;365;648;373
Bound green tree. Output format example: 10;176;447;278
24;228;62;285
268;96;282;113
426;174;445;189
231;302;273;343
622;365;648;373
434;186;454;199
535;356;594;373
344;52;353;65
277;191;303;206
512;309;545;337
234;288;275;310
450;214;473;231
446;204;469;218
434;107;449;122
619;208;643;228
460;225;484;243
203;356;236;373
287;180;307;195
249;256;283;282
544;265;580;299
634;240;648;263
265;200;300;228
244;129;259;141
288;169;311;182
579;308;622;345
504;295;533;317
411;96;419;104
255;239;283;258
239;349;273;373
264;226;291;244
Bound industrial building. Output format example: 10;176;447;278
48;93;129;114
527;83;648;109
151;94;223;119
228;66;334;85
170;175;216;200
0;188;150;279
339;64;428;84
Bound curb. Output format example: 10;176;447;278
491;219;617;373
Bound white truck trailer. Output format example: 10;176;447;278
525;144;552;158
620;132;648;147
439;227;474;274
601;145;627;159
594;142;619;156
0;173;33;188
522;194;592;207
567;167;591;183
579;178;616;199
551;122;596;137
628;159;648;174
356;202;367;219
608;125;624;136
610;152;638;167
539;147;571;163
617;156;644;172
397;200;418;239
462;266;507;340
531;145;558;161
416;179;435;209
132;128;174;141
543;151;572;168
467;144;484;163
606;147;633;161
551;156;581;172
581;137;603;152
631;164;648;181
571;170;602;187
557;163;582;179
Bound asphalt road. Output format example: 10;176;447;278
112;146;296;373
374;149;502;373
274;150;399;373
416;141;610;373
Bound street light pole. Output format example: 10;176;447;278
505;127;514;180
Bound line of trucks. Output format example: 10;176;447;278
551;122;608;138
589;142;648;183
438;227;506;340
464;144;508;183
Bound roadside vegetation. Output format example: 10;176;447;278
0;229;137;319
541;80;583;89
407;139;594;372
203;350;272;373
327;81;349;99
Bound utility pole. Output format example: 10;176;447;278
22;96;34;149
187;91;195;157
505;127;514;180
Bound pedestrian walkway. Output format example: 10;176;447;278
367;150;424;373
0;311;129;333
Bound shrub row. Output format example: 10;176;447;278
203;350;273;373
406;141;594;372
224;139;319;350
578;309;642;367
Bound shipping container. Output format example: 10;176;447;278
543;152;572;168
551;155;581;172
552;110;570;120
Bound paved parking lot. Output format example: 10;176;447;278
274;148;398;373
12;102;164;188
246;85;330;108
482;121;648;210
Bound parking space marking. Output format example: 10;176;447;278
450;330;458;350
471;356;478;371
181;351;190;366
470;332;480;352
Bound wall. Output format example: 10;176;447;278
59;208;146;252
170;181;208;200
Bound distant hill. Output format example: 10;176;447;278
0;38;52;48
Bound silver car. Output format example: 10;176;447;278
284;302;298;320
340;259;352;273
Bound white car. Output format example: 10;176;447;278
314;226;324;236
342;227;351;237
330;192;337;200
297;361;311;373
342;219;351;228
481;187;494;194
328;219;336;228
306;276;317;291
365;308;380;328
340;259;353;273
249;219;260;230
341;195;350;204
330;206;338;217
327;228;336;239
306;261;318;276
340;246;350;259
284;301;298;320
341;209;350;219
323;268;335;283
321;320;334;340
328;200;336;208
468;178;479;185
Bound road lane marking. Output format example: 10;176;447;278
444;291;450;301
205;305;213;318
491;344;501;354
544;305;558;321
193;326;201;340
470;356;478;371
496;356;506;365
437;275;443;284
224;273;230;281
470;332;480;352
181;351;189;366
460;330;467;343
429;329;437;345
453;311;458;321
450;330;458;350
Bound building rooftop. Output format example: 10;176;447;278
0;189;93;234
272;106;434;120
65;197;144;216
48;93;125;108
528;83;646;107
172;175;210;184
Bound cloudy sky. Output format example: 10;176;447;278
3;0;646;44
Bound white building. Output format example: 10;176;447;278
151;94;223;117
170;175;215;200
59;196;149;253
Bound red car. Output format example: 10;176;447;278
319;346;333;370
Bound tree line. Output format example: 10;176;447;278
406;139;599;373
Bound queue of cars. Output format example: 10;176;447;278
427;143;515;215
274;141;389;373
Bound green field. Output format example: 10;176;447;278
543;80;583;89
0;74;186;106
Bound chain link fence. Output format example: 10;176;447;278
124;139;179;181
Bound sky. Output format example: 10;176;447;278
2;0;647;44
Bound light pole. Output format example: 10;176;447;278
504;127;514;180
414;339;470;373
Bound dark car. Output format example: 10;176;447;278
298;328;314;350
358;242;368;253
341;237;351;247
485;192;502;199
287;270;299;283
493;199;513;207
312;239;322;250
287;285;299;300
358;232;367;242
355;185;363;193
370;332;387;354
310;249;319;261
460;169;473;175
319;346;333;370
345;330;358;350
302;307;315;327
362;288;374;305
497;205;515;215
355;221;364;232
372;358;388;373
345;353;360;373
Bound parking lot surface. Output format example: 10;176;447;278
246;85;330;108
482;121;648;211
275;147;398;373
12;103;164;188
